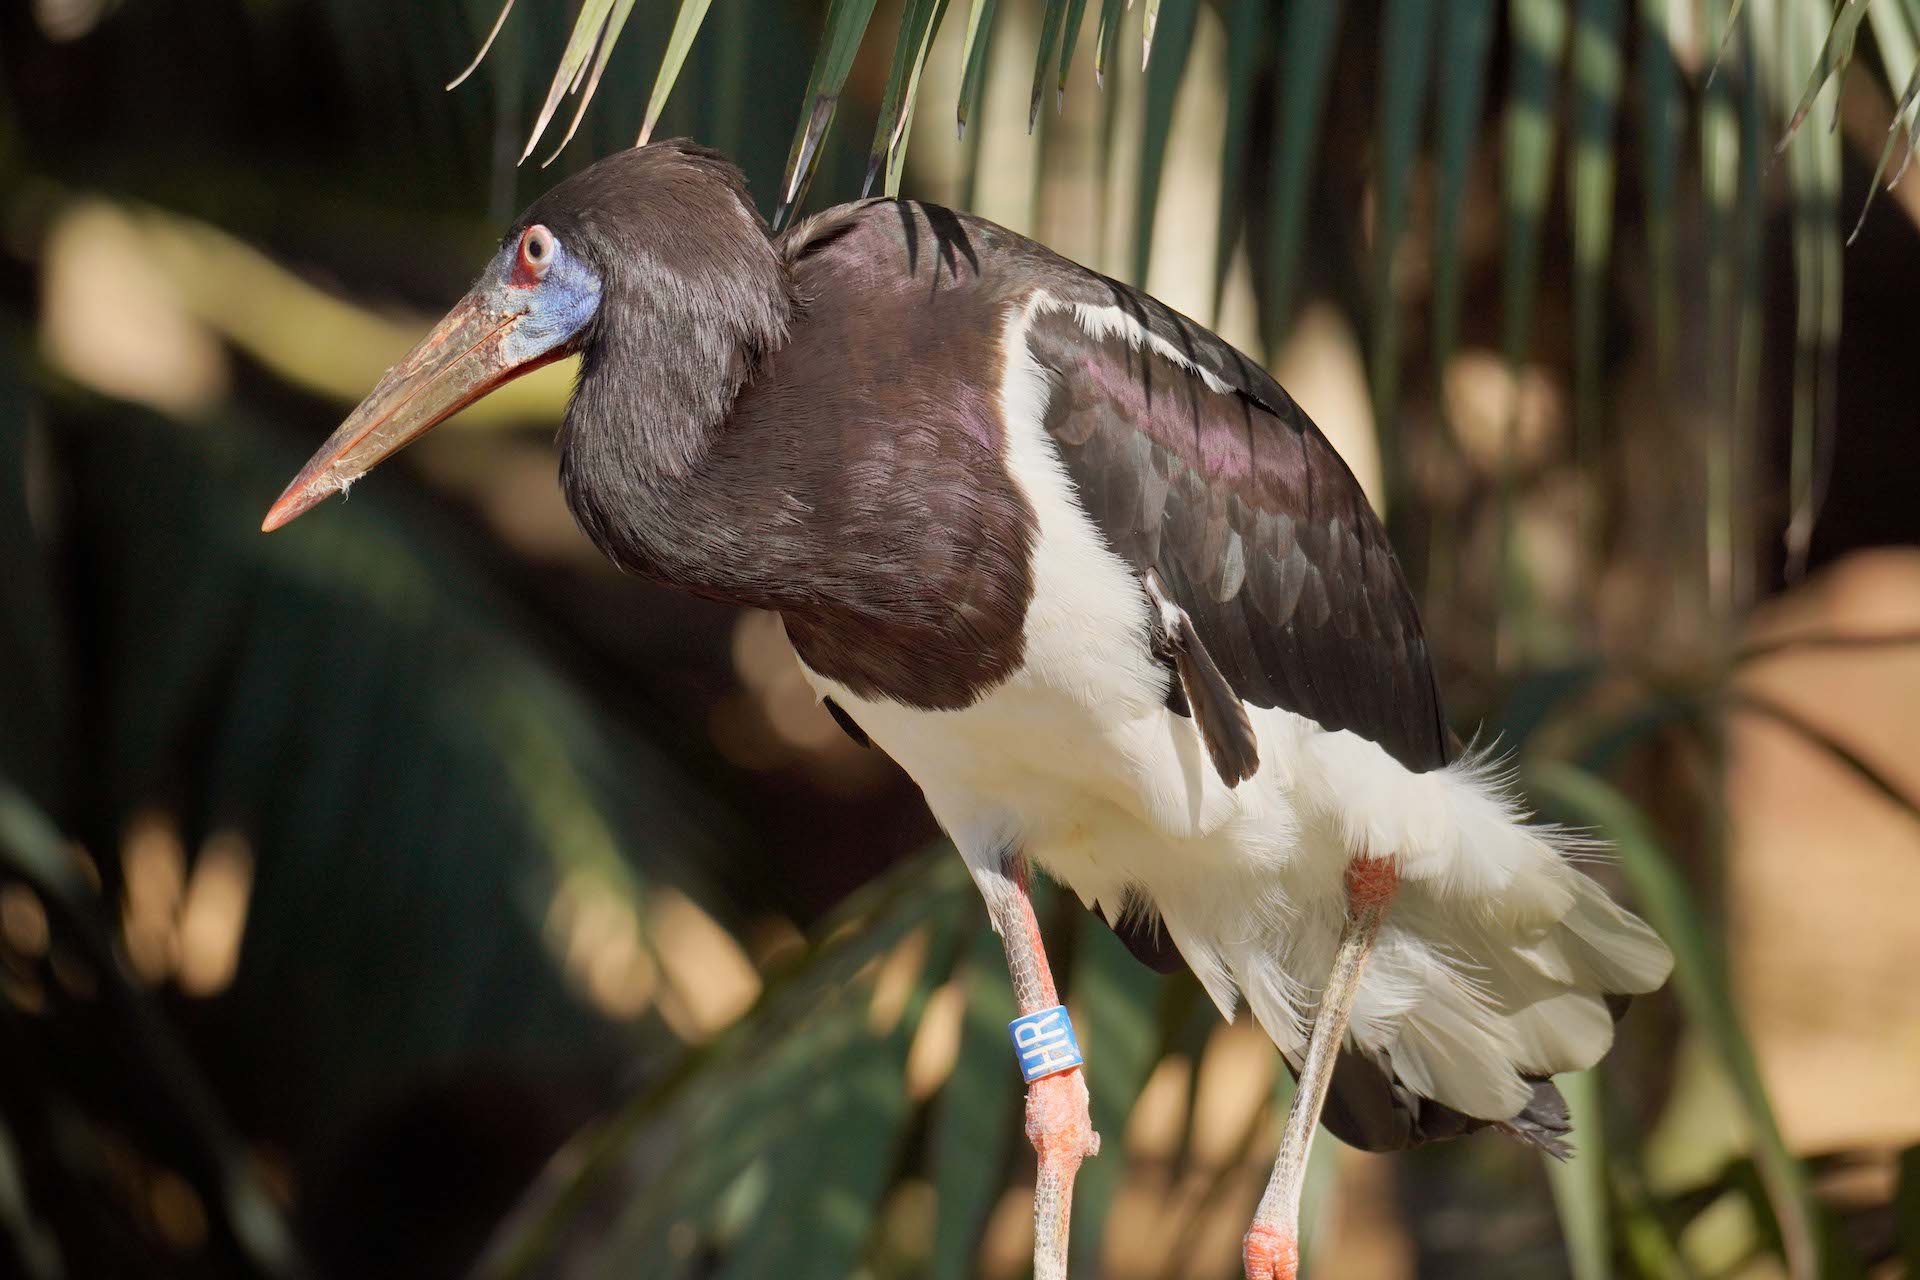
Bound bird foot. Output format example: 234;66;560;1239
1025;1067;1099;1170
1242;1224;1298;1280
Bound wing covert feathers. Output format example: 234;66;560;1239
1023;284;1452;774
1143;568;1260;786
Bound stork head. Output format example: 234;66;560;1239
262;141;787;532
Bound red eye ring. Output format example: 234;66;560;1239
516;225;556;279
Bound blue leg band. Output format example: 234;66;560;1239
1008;1004;1084;1083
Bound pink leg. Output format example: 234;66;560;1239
973;857;1099;1280
1244;856;1399;1280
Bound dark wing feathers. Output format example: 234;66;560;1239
1007;245;1484;1153
822;696;871;748
1023;279;1451;773
1143;568;1260;786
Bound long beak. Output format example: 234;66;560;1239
262;290;549;532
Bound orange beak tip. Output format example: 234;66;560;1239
260;475;336;533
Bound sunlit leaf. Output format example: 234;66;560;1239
956;0;1000;138
1705;0;1749;89
958;1;995;211
543;0;639;166
446;0;519;90
1029;0;1072;129
1778;0;1869;151
1848;73;1920;243
1054;0;1091;105
1847;0;1920;247
885;90;924;196
1093;0;1125;86
775;0;883;226
1896;0;1920;186
1529;764;1823;1280
521;0;619;163
867;0;950;193
641;0;715;145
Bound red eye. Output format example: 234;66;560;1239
516;225;556;279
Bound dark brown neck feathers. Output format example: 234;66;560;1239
558;184;1038;713
552;144;799;604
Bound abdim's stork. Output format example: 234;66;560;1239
265;143;1671;1279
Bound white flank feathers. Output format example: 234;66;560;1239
793;294;1672;1124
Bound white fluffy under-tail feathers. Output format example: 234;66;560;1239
1388;974;1539;1119
1218;736;1675;1125
1307;734;1595;928
1551;876;1673;993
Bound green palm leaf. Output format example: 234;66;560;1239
1130;0;1197;285
1368;0;1437;502
1261;0;1344;339
775;0;883;224
867;0;951;194
641;0;716;145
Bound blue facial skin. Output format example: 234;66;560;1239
494;233;603;367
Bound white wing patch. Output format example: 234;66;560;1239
1035;295;1238;397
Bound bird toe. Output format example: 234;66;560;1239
1242;1224;1298;1280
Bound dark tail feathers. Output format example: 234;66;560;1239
1317;1050;1574;1159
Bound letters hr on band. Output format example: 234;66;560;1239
1007;1005;1084;1083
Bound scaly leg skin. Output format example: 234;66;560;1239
973;856;1100;1280
1244;856;1399;1280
